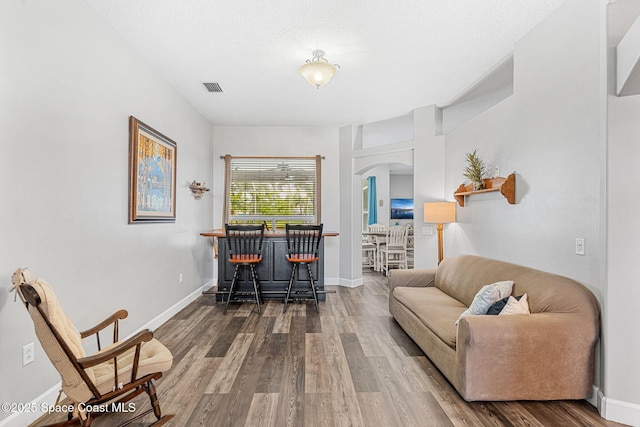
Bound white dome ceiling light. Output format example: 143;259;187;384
299;50;340;89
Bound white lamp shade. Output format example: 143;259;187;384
299;61;337;88
424;202;456;224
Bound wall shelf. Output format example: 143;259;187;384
454;172;516;207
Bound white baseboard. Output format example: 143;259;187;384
324;277;339;286
0;281;212;427
133;280;212;333
600;393;640;426
587;384;599;407
0;382;62;427
337;277;364;288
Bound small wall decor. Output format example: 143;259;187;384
454;172;517;207
463;148;487;190
189;181;210;199
128;116;177;223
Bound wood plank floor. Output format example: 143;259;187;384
34;271;625;427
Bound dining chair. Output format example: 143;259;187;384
284;223;323;313
362;239;376;268
380;225;409;276
367;223;387;271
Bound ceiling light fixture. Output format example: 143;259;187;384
299;50;339;89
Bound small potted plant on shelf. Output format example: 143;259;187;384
463;148;487;191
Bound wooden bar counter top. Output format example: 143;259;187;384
200;229;339;238
200;228;338;301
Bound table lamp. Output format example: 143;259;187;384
424;202;456;264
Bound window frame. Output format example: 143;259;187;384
222;155;322;229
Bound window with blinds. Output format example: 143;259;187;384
223;155;322;229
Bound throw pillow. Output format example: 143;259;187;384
456;280;514;324
487;294;522;315
493;280;514;299
499;293;530;315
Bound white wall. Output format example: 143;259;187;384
362;113;415;148
442;56;514;134
390;174;414;200
444;0;605;285
606;85;640;427
606;8;640;424
211;127;341;283
412;106;446;269
0;1;213;424
437;0;634;421
339;126;363;285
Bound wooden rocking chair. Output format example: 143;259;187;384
11;268;174;427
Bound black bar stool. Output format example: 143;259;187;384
224;223;265;314
284;223;323;313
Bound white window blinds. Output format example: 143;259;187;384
223;155;322;228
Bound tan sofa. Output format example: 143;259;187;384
388;255;600;401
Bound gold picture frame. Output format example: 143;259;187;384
128;116;177;223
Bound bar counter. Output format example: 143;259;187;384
200;229;338;301
200;230;339;239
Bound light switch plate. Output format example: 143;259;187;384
575;238;585;256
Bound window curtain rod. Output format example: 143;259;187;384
220;155;325;159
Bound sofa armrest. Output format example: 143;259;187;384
456;313;598;400
388;268;436;293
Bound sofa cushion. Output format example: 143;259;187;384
90;338;173;401
392;286;465;348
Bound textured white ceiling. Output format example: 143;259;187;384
84;0;565;127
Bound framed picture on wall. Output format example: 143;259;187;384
128;116;177;223
390;198;414;219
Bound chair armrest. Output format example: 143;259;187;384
80;309;128;339
456;313;598;399
77;329;154;369
388;268;436;293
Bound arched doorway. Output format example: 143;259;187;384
356;155;414;275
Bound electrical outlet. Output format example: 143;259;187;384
575;238;585;256
22;342;34;366
494;165;500;177
179;273;184;284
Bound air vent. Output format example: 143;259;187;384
202;82;223;93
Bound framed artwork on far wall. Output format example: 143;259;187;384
390;198;414;219
128;116;177;223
